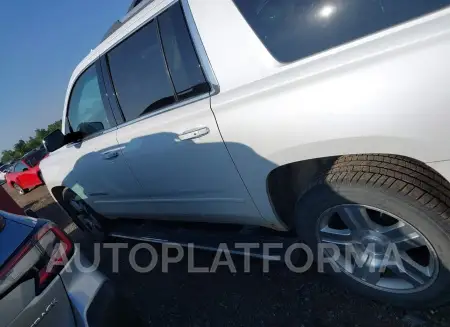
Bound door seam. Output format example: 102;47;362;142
113;132;146;193
207;96;269;224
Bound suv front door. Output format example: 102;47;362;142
62;63;142;218
107;2;261;224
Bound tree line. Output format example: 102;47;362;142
1;120;62;163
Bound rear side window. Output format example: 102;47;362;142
158;3;210;101
106;1;209;123
232;0;450;63
107;20;176;122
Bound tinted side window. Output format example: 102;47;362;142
107;20;176;122
158;3;210;101
1;164;11;172
14;162;28;172
23;158;31;167
23;148;47;167
233;0;450;63
67;65;111;137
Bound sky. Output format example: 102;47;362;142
0;0;130;152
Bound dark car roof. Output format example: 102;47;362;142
0;212;36;267
1;211;38;228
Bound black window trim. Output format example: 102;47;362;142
156;17;179;103
179;0;219;94
99;57;125;125
103;16;177;124
64;61;118;143
100;0;216;128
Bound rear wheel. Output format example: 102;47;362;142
13;183;26;195
61;188;107;241
295;155;450;308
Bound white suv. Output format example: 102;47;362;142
41;0;450;307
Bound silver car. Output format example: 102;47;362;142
0;211;127;327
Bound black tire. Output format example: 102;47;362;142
295;154;450;308
12;182;27;195
60;188;107;241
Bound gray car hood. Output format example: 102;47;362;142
0;211;37;267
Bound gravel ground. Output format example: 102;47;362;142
3;184;450;327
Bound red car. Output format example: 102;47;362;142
6;148;48;195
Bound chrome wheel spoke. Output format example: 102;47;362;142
380;222;426;251
388;253;432;288
336;205;373;232
85;221;94;231
353;255;381;285
318;204;438;293
70;200;83;212
319;226;353;244
72;200;102;234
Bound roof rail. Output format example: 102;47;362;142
102;20;123;41
102;0;155;42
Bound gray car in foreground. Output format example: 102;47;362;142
0;211;125;327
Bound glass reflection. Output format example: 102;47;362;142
317;3;337;19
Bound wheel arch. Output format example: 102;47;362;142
9;180;20;189
50;186;66;206
266;153;450;229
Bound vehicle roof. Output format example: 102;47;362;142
22;150;36;158
1;211;38;228
22;147;45;158
62;0;167;133
102;0;154;41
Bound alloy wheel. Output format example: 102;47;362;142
317;204;438;293
69;198;103;235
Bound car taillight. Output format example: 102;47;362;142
0;222;73;297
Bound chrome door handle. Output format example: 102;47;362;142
102;151;120;160
177;127;210;141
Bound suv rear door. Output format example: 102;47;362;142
107;1;261;224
